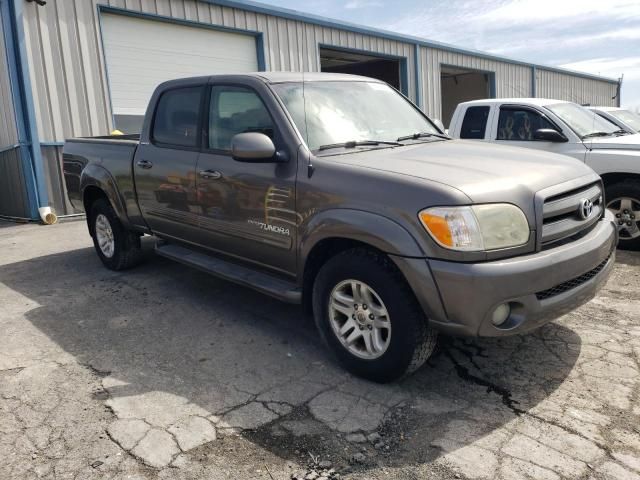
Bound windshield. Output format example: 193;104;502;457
610;110;640;132
545;102;619;138
271;81;440;151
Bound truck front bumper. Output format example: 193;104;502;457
395;211;617;337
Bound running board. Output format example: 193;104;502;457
155;243;302;304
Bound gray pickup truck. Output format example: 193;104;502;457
64;72;617;382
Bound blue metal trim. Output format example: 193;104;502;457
96;6;116;131
256;32;266;71
489;72;497;98
531;66;537;98
400;59;408;98
40;141;65;147
10;0;48;211
317;43;409;97
10;0;49;213
414;44;422;109
200;0;618;84
2;0;41;218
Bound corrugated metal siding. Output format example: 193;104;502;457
0;148;30;218
536;69;618;106
421;47;534;120
41;146;78;215
21;0;418;143
0;3;19;149
22;0;111;143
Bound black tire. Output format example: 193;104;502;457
312;248;437;383
89;198;143;270
605;181;640;251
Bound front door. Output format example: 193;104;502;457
193;83;298;275
134;85;205;242
491;106;586;161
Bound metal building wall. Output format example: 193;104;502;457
1;0;32;219
536;69;618;106
420;47;534;121
20;0;418;145
0;2;18;149
0;148;32;218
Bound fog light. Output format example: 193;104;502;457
491;303;511;326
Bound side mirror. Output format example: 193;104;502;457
231;132;280;162
533;128;568;143
433;118;446;133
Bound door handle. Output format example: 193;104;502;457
136;159;153;169
199;169;222;180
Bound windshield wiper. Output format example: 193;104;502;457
397;131;449;142
612;129;630;135
318;140;403;151
582;131;613;139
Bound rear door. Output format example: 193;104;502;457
193;81;299;274
134;85;205;242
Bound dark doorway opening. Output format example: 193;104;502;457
440;65;495;128
319;46;405;93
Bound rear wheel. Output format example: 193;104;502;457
89;198;143;270
606;182;640;251
312;248;437;383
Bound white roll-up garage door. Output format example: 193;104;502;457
101;13;259;130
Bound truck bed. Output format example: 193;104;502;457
63;135;140;213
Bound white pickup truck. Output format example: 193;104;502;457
588;106;640;134
449;98;640;249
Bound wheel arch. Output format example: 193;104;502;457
601;172;640;190
299;209;426;312
80;165;131;233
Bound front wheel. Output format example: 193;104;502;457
606;182;640;251
312;248;437;383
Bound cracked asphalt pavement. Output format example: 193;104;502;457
1;219;640;479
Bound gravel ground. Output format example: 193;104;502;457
1;219;639;480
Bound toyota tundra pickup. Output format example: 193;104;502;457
63;73;617;382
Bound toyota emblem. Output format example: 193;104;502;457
578;198;593;220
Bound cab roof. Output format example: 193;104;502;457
252;71;379;83
459;98;572;108
588;106;624;112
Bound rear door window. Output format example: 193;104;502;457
152;87;204;148
460;106;490;139
497;107;556;141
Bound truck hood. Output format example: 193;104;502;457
330;139;597;204
586;133;640;151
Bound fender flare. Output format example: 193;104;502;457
298;208;425;276
80;164;131;229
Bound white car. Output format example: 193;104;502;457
588;106;640;134
448;98;640;249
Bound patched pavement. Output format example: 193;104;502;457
1;220;639;479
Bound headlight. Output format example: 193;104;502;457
419;204;530;251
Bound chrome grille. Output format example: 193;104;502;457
541;182;603;246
